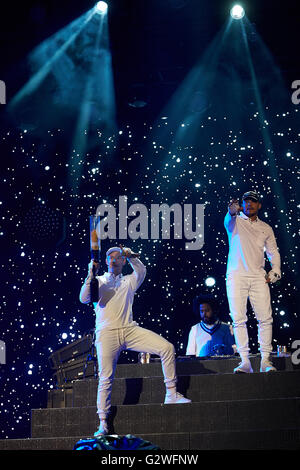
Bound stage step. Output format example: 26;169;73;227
114;355;294;377
0;357;298;451
47;370;299;408
0;428;299;450
31;397;300;439
47;355;296;408
50;355;294;388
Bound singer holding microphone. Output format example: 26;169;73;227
224;191;281;374
80;243;190;437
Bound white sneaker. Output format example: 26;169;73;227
234;360;253;374
164;392;191;404
260;359;276;373
94;420;108;437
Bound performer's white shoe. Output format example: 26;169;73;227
260;358;276;373
164;391;191;404
94;420;109;437
233;360;253;374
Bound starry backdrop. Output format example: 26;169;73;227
0;0;299;439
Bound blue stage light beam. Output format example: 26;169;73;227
150;18;234;155
8;1;116;193
239;18;289;219
68;9;117;192
8;8;97;110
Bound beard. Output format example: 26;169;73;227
203;315;217;325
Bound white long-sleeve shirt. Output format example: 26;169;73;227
224;211;281;277
79;258;146;332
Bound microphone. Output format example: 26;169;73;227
119;244;140;259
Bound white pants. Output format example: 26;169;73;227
226;273;273;358
95;325;177;420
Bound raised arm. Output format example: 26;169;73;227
224;199;242;232
79;260;99;304
127;252;147;291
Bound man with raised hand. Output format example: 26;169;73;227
80;245;190;437
224;191;281;374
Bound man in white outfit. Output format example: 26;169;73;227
224;191;281;374
80;245;190;437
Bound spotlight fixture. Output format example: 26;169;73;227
95;1;108;14
230;4;245;19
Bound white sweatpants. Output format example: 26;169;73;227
226;273;273;358
95;325;177;419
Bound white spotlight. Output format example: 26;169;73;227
230;4;245;20
95;1;108;14
205;277;216;287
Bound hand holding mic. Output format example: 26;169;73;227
265;270;281;284
119;244;140;259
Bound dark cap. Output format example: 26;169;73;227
242;190;260;202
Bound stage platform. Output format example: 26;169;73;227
0;355;299;450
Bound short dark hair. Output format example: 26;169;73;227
192;294;219;317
